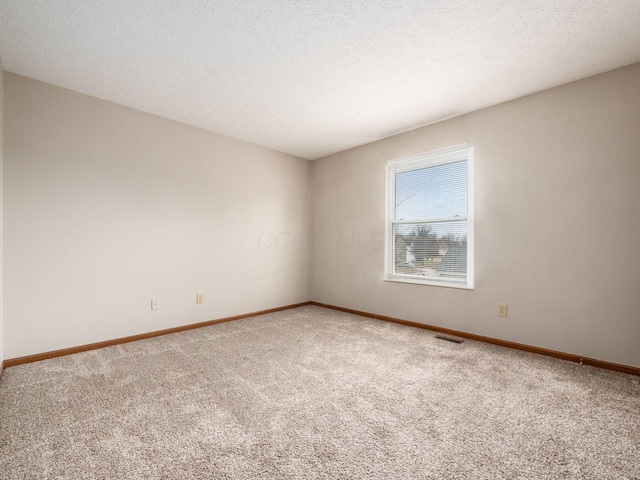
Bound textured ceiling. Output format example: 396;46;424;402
1;1;640;160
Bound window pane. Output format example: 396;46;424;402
395;160;467;220
393;221;468;281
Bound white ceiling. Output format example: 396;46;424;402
1;1;640;160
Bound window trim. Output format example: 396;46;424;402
384;144;474;290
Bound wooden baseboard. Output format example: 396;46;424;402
5;300;638;377
3;301;312;368
309;302;640;377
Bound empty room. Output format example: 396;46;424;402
1;1;639;478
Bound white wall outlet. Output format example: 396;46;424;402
196;293;204;304
151;299;159;310
497;303;508;317
343;284;349;294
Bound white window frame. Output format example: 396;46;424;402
385;144;474;289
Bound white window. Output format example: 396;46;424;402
385;145;474;289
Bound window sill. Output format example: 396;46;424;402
384;275;474;290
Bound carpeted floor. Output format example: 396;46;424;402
0;305;639;479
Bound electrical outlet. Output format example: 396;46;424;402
497;303;508;317
343;284;349;294
196;293;204;304
151;299;159;310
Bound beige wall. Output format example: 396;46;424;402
0;64;4;366
3;73;310;359
311;63;640;368
4;64;640;369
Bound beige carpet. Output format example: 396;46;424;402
1;305;639;479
